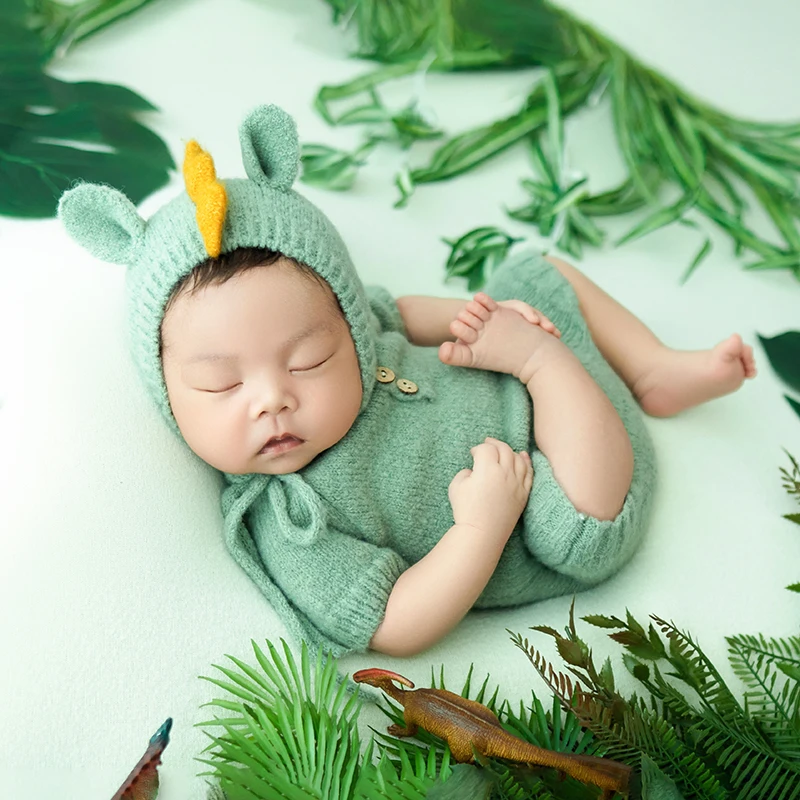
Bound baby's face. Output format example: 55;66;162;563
161;260;363;475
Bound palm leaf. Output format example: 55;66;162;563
197;640;363;800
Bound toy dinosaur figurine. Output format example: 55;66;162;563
353;669;631;799
110;718;172;800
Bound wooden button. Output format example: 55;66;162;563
376;366;395;383
397;379;418;394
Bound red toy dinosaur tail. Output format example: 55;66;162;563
110;718;172;800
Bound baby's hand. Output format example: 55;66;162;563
448;437;534;538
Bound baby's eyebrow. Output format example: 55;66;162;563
184;321;338;365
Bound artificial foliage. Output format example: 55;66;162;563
304;0;800;280
196;594;800;800
0;0;172;217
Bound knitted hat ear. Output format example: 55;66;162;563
58;183;146;266
239;104;300;192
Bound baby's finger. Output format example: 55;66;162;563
513;450;531;479
484;437;514;470
471;440;500;467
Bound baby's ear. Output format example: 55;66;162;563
239;104;300;192
58;183;146;266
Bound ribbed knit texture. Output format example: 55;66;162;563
57;103;656;662
58;104;377;442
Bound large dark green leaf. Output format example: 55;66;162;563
757;332;800;394
19;106;172;167
1;140;170;217
0;1;172;218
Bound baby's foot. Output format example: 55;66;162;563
632;334;757;417
438;292;561;379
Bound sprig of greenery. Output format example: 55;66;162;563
314;0;800;279
442;226;523;290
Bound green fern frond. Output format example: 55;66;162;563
611;703;728;799
651;617;745;716
509;631;590;712
727;633;800;759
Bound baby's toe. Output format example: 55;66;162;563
473;292;497;311
467;299;491;321
439;340;474;368
458;308;485;330
451;318;479;343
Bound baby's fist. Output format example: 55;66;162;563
448;438;534;539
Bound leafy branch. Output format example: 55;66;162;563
306;0;800;280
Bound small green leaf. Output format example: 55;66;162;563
745;253;800;271
757;332;800;393
427;763;493;800
776;662;800;681
443;225;522;289
679;235;712;285
787;395;800;422
787;583;800;593
582;614;626;629
784;513;800;524
300;143;361;191
390;103;443;149
393;165;414;208
556;636;589;668
616;193;695;247
622;654;650;682
598;657;616;694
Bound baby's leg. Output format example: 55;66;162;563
439;295;633;520
544;256;757;417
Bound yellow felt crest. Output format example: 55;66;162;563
183;140;227;257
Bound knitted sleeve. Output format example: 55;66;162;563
252;524;409;653
364;284;407;336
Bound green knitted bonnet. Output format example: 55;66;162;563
58;104;377;437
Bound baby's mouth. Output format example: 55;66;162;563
259;434;304;456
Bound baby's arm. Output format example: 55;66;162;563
369;438;532;657
395;296;467;346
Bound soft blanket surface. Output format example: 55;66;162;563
1;1;799;797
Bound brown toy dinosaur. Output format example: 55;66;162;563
353;668;630;800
